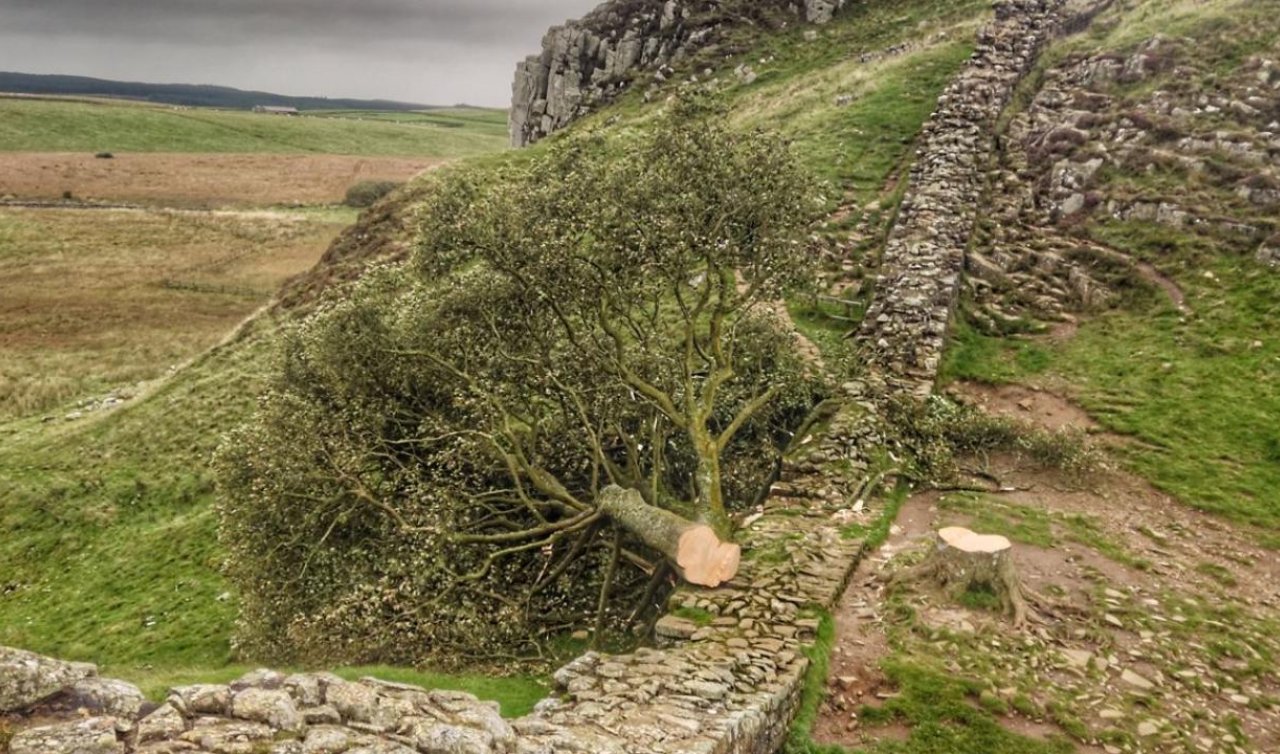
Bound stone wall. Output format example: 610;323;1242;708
854;0;1101;397
509;0;847;147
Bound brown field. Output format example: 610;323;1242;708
0;153;442;208
0;205;347;420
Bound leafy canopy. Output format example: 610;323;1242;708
217;102;825;665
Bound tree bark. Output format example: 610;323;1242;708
896;526;1029;627
598;485;740;588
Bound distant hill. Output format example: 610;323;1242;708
0;71;444;111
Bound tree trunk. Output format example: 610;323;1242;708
598;486;740;588
897;526;1029;626
691;432;730;538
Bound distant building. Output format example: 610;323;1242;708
253;105;298;116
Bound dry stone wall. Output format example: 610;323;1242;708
1;3;1105;753
509;0;846;147
853;0;1104;398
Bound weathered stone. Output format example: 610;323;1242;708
180;718;275;750
325;680;380;723
402;717;495;754
1059;649;1093;670
68;677;147;719
9;716;122;754
137;703;187;743
1121;668;1156;692
169;684;232;716
231;687;304;733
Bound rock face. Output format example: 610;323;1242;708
855;0;1103;396
9;717;125;754
509;0;846;147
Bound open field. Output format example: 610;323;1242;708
0;152;442;207
0;205;347;421
307;107;510;134
0;97;508;156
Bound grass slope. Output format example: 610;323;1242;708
0;0;1047;726
943;0;1280;537
0;98;508;156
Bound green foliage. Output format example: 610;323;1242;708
854;661;1076;754
884;396;1102;485
217;105;827;666
343;180;402;208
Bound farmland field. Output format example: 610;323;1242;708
0;205;349;421
0;152;443;207
0;97;507;155
0;96;510;424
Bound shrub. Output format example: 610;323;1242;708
885;395;1103;483
217;102;826;666
343;180;401;208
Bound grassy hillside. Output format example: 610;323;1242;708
943;0;1280;538
0;97;507;156
0;71;436;112
0;0;985;692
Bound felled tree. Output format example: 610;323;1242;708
217;102;823;664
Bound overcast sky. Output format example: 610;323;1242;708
0;0;599;107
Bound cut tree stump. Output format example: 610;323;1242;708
896;526;1030;627
598;486;740;588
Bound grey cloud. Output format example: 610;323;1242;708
0;0;597;105
2;1;593;45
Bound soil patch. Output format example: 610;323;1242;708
950;380;1101;433
0;153;443;208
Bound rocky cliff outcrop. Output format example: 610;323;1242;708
509;0;847;147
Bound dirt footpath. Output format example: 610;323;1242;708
813;385;1280;754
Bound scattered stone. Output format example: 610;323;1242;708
1059;649;1093;670
1121;668;1156;692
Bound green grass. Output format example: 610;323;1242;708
113;665;546;718
0;329;275;668
720;0;985;204
786;486;901;753
937;493;1056;549
308;108;510;135
0;98;508;156
785;612;841;754
945;223;1280;532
